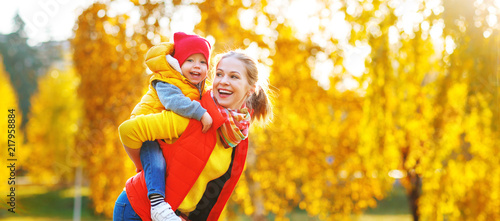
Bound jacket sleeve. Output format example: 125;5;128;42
118;110;190;149
154;81;207;121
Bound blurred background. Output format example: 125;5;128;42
0;0;499;220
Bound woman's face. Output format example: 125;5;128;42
213;56;255;109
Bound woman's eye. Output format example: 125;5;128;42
216;72;222;77
231;75;239;79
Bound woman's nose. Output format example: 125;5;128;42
220;75;229;85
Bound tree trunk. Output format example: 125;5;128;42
407;171;422;221
73;165;83;221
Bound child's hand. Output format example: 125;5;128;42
201;112;213;133
135;165;143;173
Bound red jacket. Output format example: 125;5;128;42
125;91;249;221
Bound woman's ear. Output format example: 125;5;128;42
248;85;257;96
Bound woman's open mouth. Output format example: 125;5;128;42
217;89;233;98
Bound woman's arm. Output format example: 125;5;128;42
124;146;142;172
118;110;190;170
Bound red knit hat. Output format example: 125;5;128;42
173;32;211;66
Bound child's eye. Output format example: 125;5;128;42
201;61;207;64
187;59;194;62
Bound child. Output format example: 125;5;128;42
126;32;212;221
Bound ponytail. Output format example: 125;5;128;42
246;82;273;125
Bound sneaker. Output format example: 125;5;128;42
151;202;181;221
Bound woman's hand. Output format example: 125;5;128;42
179;213;189;221
200;112;213;133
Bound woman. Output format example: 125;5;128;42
114;50;273;221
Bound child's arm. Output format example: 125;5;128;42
155;81;212;133
200;112;212;133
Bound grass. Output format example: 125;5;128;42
0;183;412;221
0;185;108;221
364;182;411;215
357;182;412;221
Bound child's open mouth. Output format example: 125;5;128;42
190;71;201;77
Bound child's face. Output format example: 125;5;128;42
181;53;208;85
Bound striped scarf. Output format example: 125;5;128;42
212;92;251;148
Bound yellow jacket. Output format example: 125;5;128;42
130;42;206;118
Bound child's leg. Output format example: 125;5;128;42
119;110;190;149
140;141;181;221
140;141;166;200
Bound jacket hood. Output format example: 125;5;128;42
145;42;176;73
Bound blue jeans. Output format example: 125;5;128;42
140;141;167;198
113;191;141;220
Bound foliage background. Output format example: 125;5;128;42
0;0;499;220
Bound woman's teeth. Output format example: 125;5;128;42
218;89;232;95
